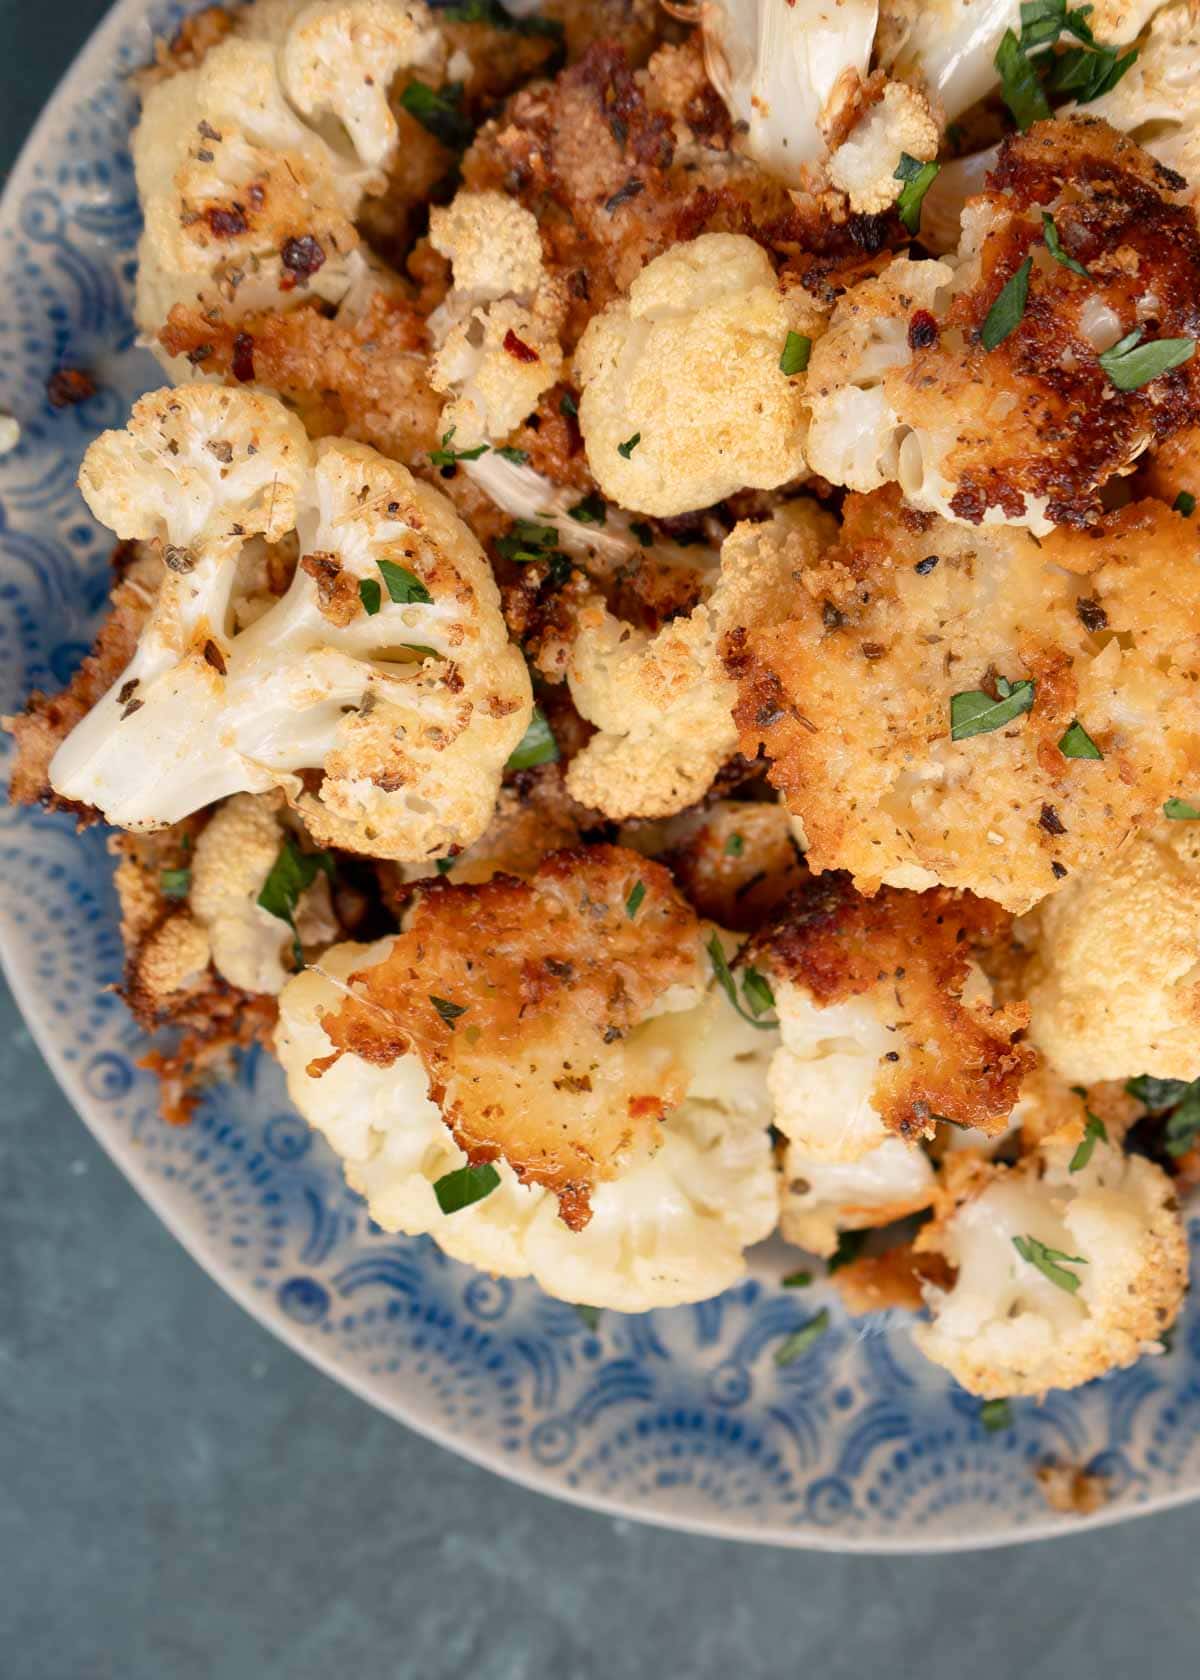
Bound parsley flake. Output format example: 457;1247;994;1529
257;837;334;969
1098;329;1195;391
506;706;559;770
567;492;607;525
1126;1073;1200;1157
725;832;745;858
574;1303;602;1331
980;1398;1013;1433
950;676;1035;740
437;0;563;37
630;520;654;546
359;577;382;616
1164;797;1200;820
995;29;1051;130
399;79;472;150
435;857;455;875
981;256;1033;351
432;1162;500;1214
625;880;646;919
496;520;560;564
706;932;779;1030
1041;211;1090;279
774;1309;830;1367
741;967;776;1019
377;558;432;605
430;994;468;1027
160;867;191;899
1173;491;1196;517
782;1269;813;1289
827;1230;868;1274
428;425;489;468
495;445;530;464
779;331;812;376
1012;1234;1087;1293
894;153;940;235
617;432;641;459
1070;1110;1108;1172
1059;718;1102;759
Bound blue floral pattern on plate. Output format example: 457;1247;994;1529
1;0;1197;1551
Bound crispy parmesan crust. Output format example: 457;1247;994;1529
310;845;706;1226
752;875;1035;1140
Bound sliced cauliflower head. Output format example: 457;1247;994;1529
189;792;338;992
566;501;834;820
575;234;811;518
780;1134;935;1257
133;0;441;345
730;489;1200;912
427;189;564;449
914;1133;1189;1397
50;385;532;859
1024;820;1200;1084
276;855;779;1306
750;872;1034;1157
806;120;1200;532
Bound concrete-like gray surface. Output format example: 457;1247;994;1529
4;5;1200;1676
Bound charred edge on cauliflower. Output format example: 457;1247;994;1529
749;873;1035;1141
308;845;706;1227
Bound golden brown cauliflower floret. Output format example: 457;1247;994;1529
575;233;812;517
621;798;809;932
806;118;1200;532
307;846;711;1228
566;502;834;820
1023;819;1200;1084
728;489;1200;913
914;1127;1189;1398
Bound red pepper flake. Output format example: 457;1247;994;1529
908;309;939;351
231;332;256;383
281;234;326;281
503;328;539;364
206;205;248;238
47;367;95;408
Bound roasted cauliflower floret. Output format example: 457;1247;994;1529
729;489;1200;913
1085;3;1200;199
574;234;813;518
134;0;441;348
427;188;564;449
826;80;940;214
779;1134;936;1258
188;792;338;992
620;798;809;932
806;119;1200;532
566;503;833;820
48;385;532;859
276;927;778;1310
1024;818;1200;1084
913;1130;1189;1397
749;874;1034;1159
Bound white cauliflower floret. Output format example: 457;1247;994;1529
914;1133;1189;1397
574;234;812;518
780;1134;935;1257
428;189;564;449
1084;3;1200;197
1024;819;1200;1084
49;384;532;860
826;81;939;214
189;792;338;992
275;858;778;1309
134;0;441;350
565;502;833;820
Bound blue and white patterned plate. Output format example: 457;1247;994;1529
2;0;1198;1552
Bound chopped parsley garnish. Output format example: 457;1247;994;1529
1040;16;1137;104
774;1309;830;1367
781;1269;812;1289
826;1228;867;1274
496;520;561;564
950;675;1035;740
980;1398;1013;1433
706;932;779;1030
435;857;455;875
257;837;334;969
1059;718;1102;759
1070;1110;1108;1172
625;880;646;919
893;153;940;235
1097;329;1196;391
377;558;432;605
506;705;559;770
1001;3;1139;117
567;492;607;525
574;1303;602;1331
1020;0;1068;49
779;331;812;376
428;425;489;468
617;432;641;459
725;832;745;858
160;867;191;899
1041;211;1090;279
399;79;472;150
432;1161;500;1214
401;644;439;661
495;445;530;464
1125;1073;1200;1157
981;256;1032;351
1012;1234;1087;1293
559;391;578;418
359;577;382;616
430;994;468;1027
1173;491;1196;517
630;520;654;546
437;0;563;38
1164;797;1200;820
995;29;1052;130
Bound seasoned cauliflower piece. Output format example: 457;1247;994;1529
276;932;778;1309
189;792;338;992
428;189;564;448
826;81;939;214
574;234;812;517
566;502;833;819
49;385;532;859
620;798;809;932
1083;3;1200;198
806;120;1200;532
730;489;1200;912
914;1132;1188;1397
134;0;441;347
751;873;1034;1156
780;1134;935;1257
1024;819;1200;1084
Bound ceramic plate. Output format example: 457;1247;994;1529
2;0;1198;1552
